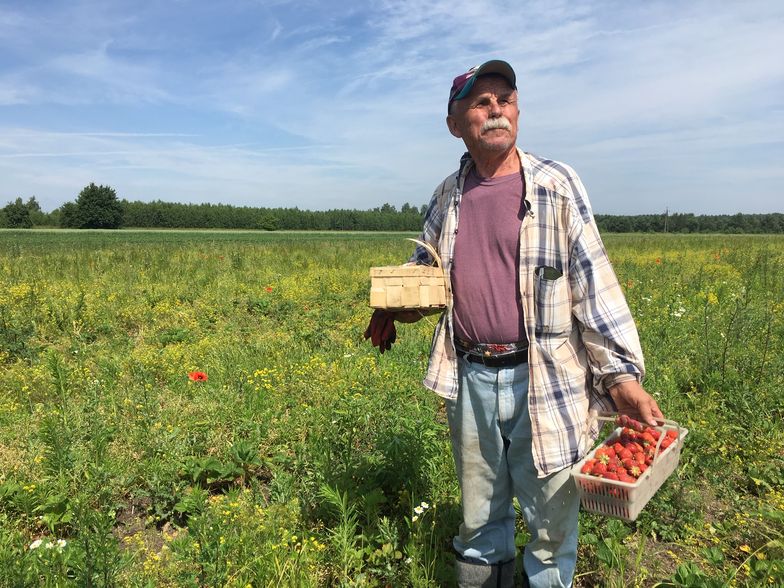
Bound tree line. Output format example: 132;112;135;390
2;184;783;233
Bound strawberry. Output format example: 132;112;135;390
595;447;615;463
580;460;596;474
591;462;608;476
666;429;678;440
634;452;646;465
603;472;619;481
616;414;644;432
618;474;636;484
628;442;645;454
619;448;633;460
641;431;657;446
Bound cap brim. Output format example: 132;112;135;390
452;60;516;102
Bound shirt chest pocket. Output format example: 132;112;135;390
533;267;572;337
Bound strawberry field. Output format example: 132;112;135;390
0;230;782;586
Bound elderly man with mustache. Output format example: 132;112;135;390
365;60;663;587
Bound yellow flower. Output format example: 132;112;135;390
739;544;751;553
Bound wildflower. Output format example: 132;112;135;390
188;371;208;382
420;501;430;509
265;286;273;293
414;506;424;515
29;539;43;550
740;544;751;553
57;539;66;549
655;258;662;264
707;292;718;305
412;515;419;522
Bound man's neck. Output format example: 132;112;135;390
471;147;520;178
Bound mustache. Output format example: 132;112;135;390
481;117;513;132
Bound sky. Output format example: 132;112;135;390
0;0;782;215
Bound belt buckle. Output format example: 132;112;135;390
485;343;509;354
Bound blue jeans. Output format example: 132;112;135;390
446;356;579;588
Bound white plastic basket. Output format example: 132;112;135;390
369;239;447;311
571;414;688;522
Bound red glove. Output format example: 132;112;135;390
364;309;397;354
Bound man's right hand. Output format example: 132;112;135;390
364;309;397;354
364;308;433;354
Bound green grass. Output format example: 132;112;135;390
0;230;782;586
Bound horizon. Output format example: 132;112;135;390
1;1;782;216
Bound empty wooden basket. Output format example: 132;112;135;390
369;239;447;310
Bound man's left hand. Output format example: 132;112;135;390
608;380;664;427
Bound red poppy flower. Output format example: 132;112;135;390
188;371;208;382
265;286;273;293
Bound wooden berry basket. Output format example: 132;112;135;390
571;414;688;522
369;239;447;311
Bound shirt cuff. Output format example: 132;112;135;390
603;373;639;392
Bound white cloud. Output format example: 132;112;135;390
0;0;782;214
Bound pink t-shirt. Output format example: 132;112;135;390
452;168;527;344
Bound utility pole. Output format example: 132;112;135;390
664;207;669;233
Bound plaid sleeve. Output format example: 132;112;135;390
566;173;645;393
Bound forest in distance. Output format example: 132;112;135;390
2;193;783;234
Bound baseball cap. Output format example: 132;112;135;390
448;60;516;112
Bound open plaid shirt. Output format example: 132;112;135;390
411;149;645;477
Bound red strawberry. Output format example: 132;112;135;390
591;463;608;476
618;474;636;484
617;415;645;432
603;472;619;481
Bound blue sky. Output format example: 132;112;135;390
1;0;782;215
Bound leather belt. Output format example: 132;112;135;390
454;338;529;368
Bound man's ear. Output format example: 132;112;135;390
446;115;462;138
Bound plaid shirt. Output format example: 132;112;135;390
412;149;645;477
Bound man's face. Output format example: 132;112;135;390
446;74;519;156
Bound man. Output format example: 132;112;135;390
365;60;663;587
